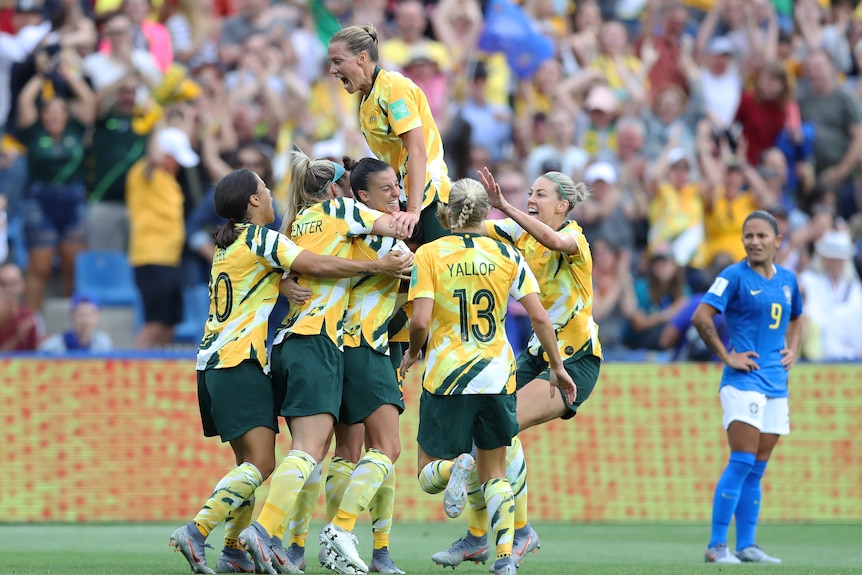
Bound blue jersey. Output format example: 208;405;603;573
700;260;802;397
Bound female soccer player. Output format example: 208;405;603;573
692;210;802;564
237;152;411;575
169;169;412;575
400;178;576;575
432;168;603;569
277;157;408;575
328;24;452;243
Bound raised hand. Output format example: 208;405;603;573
477;166;506;210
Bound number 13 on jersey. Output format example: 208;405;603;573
453;289;497;343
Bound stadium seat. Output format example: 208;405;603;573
173;284;210;344
74;251;139;306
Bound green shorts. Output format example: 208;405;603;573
409;200;450;245
417;390;519;460
340;346;405;424
272;335;343;420
197;360;278;442
515;341;601;420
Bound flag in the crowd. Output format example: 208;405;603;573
478;0;554;80
311;0;342;47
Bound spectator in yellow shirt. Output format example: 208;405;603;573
126;126;198;347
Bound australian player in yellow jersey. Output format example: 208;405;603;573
432;168;604;569
169;169;412;575
400;178;576;575
238;151;412;575
328;24;452;243
276;158;409;574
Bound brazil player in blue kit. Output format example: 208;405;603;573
692;210;803;564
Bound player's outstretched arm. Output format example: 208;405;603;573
292;250;414;279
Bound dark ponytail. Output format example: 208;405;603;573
213;169;259;249
346;155;392;202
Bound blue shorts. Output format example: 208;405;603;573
23;181;87;249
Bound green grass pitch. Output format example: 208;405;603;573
1;521;860;575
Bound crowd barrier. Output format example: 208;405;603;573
2;357;860;522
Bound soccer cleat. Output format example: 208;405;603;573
270;536;304;574
736;545;782;563
216;546;255;573
491;556;517;575
369;547;405;574
431;532;490;567
704;543;742;564
170;523;216;575
319;543;365;575
238;523;277;575
444;453;475;519
284;542;307;572
319;522;369;573
512;523;541;566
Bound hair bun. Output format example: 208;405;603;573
364;25;379;43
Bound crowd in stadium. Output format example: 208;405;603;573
0;0;861;359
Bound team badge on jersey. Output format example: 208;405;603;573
708;277;729;296
782;285;792;305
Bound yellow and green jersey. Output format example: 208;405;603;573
196;224;305;372
343;236;408;354
359;67;451;206
485;219;603;361
273;198;385;349
408;233;539;395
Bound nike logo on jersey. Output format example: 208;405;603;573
750;289;762;295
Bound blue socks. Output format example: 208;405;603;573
735;459;768;550
708;451;755;548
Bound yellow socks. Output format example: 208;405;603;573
193;462;263;536
370;467;396;549
507;436;528;530
418;459;453;494
257;450;316;535
224;493;254;549
286;461;323;545
325;456;356;522
484;477;515;560
333;449;393;532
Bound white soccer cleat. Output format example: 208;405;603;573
704;543;742;564
319;522;369;573
319;542;366;575
443;454;475;519
736;545;782;563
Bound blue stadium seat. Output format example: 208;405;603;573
173;284;210;344
74;251;139;306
